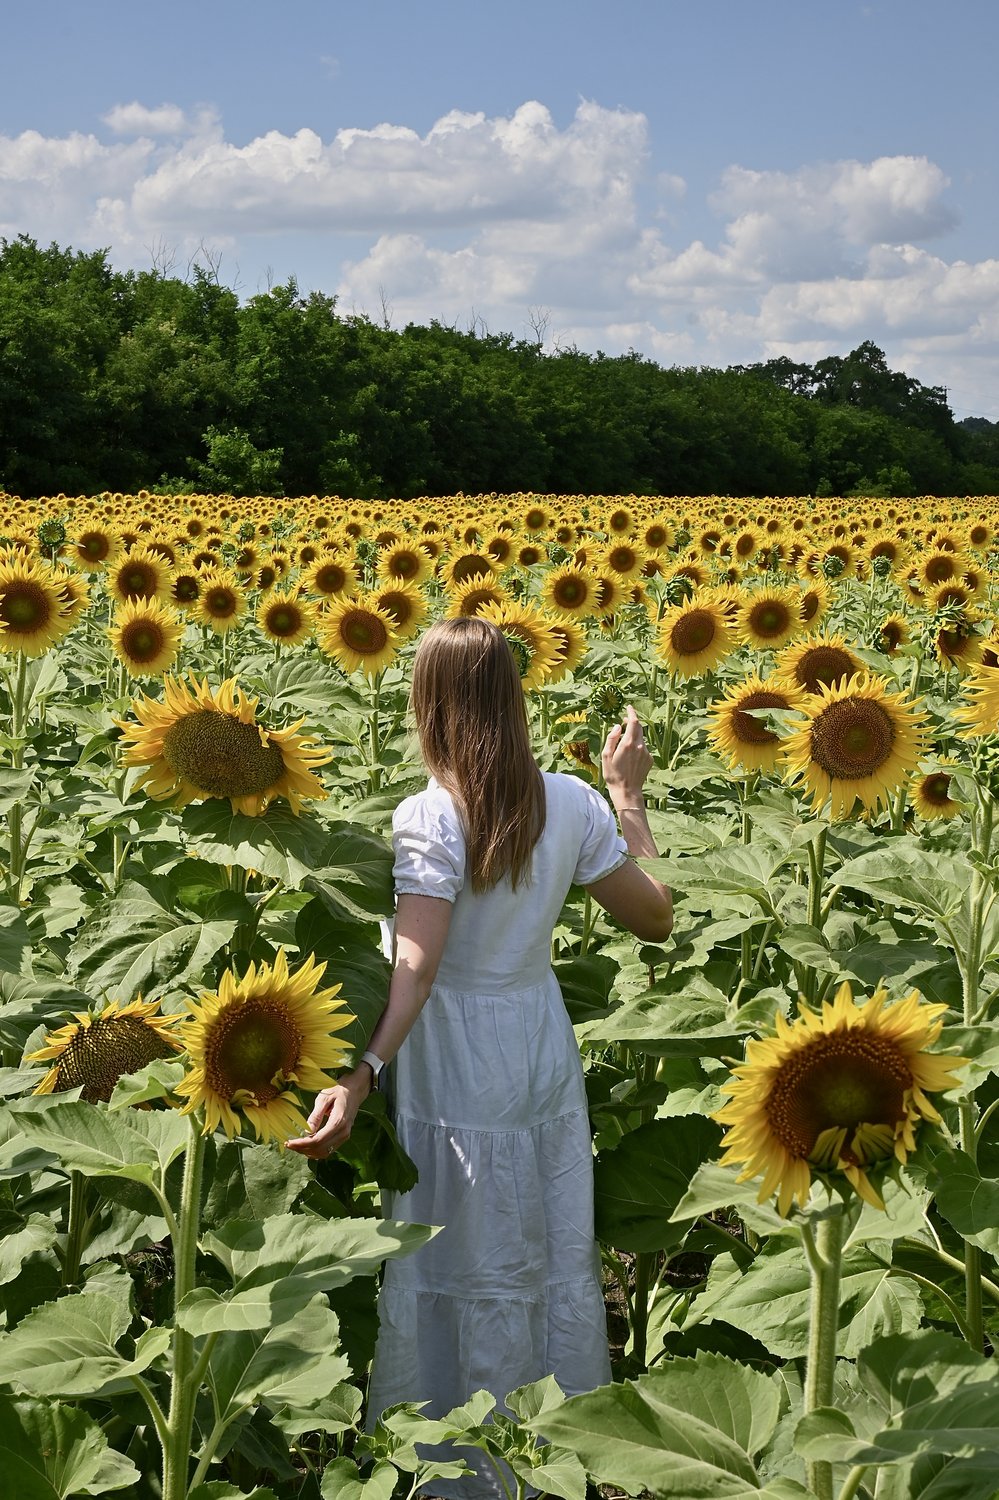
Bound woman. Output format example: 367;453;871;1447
288;617;671;1497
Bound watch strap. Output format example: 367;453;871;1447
361;1049;387;1088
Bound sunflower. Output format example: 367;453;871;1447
878;614;910;655
781;672;927;819
935;617;984;673
68;523;122;573
303;553;360;600
174;949;354;1143
602;541;645;581
918;549;966;589
797;579;830;631
707;674;804;773
442;550;497;588
484;532;514;567
477;599;561;690
371;581;427;640
714;981;967;1214
555;710;598;781
912;762;963;820
591;572;628;620
954;662;999;736
0;554;75;656
109;545;173;606
775;633;865;697
27;997;182;1103
171;571;202;610
319;594;399;677
115;674;331;814
109;597;186;678
544;615;589;683
737;587;801;651
197;569;247;635
258;591;315;648
444;576;511;618
658;596;734;678
540;564;600;619
377;541;433;588
53;569;90;628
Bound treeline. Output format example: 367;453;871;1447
2;234;998;500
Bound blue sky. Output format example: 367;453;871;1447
4;0;998;417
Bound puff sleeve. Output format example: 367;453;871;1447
572;781;629;885
392;788;467;903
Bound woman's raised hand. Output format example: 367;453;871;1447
601;704;653;810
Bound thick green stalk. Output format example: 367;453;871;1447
803;825;828;1003
6;650;29;902
161;1116;208;1500
368;671;383;793
61;1171;90;1288
740;773;759;983
803;1211;846;1500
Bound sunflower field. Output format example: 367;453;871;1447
2;489;999;1500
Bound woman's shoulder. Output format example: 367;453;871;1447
392;778;462;836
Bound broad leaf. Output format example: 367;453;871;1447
67;882;236;998
208;1294;351;1416
0;1395;139;1497
0;1287;169;1397
835;846;966;922
594;1117;722;1251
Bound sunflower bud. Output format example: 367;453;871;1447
37;518;66;549
664;573;695;606
872;554;893;580
821;553;846;579
590;680;626;721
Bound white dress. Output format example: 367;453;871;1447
365;771;627;1499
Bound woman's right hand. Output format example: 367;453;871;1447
601;704;653;809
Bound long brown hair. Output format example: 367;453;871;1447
411;617;546;891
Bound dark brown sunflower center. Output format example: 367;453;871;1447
925;555;957;584
731;690;789;746
56;1015;177;1103
735;534;756;557
204;999;301;1103
881;622;904;651
765;1031;912;1159
205;588;238;618
608;510;630;532
162;709;286;797
378;594;414;627
970;526;989;546
340;610;388;653
451;555;493;584
670;608;717;655
265;604;304;637
173;576;200;602
519;546;542;566
810;697;895;780
456;587;498;617
748;601;792;638
1;581;54;630
79;532;111;560
257;566;277;590
388;552;420;578
119;563;159;598
646;526;668;548
608;547;637;573
314;564;349;594
487;539;512;562
525;509;547;531
800;592;821;622
120;619;166;662
553;575;588;607
793;646;857;693
921;772;953;806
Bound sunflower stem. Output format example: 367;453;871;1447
6;649;30;903
803;825;829;1002
60;1170;90;1288
161;1113;207;1500
803;1210;846;1500
836;1465;870;1500
368;671;383;793
740;773;759;982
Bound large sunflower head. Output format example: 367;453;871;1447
257;590;315;649
0;553;76;657
115;673;331;815
543;614;589;683
477;599;561;690
377;541;433;588
371;581;427;640
737;587;802;651
781;671;927;819
303;552;360;601
658;596;735;678
775;633;865;697
707;673;804;773
109;545;174;606
318;594;399;678
68;523;122;573
109;596;186;679
173;949;354;1143
27;997;182;1103
443;576;512;619
954;662;999;737
714;981;967;1214
196;568;247;635
541;564;599;619
912;761;963;821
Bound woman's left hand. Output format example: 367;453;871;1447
286;1070;370;1157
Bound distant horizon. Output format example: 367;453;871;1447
3;0;998;417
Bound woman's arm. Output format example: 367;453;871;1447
586;704;673;942
286;892;452;1157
